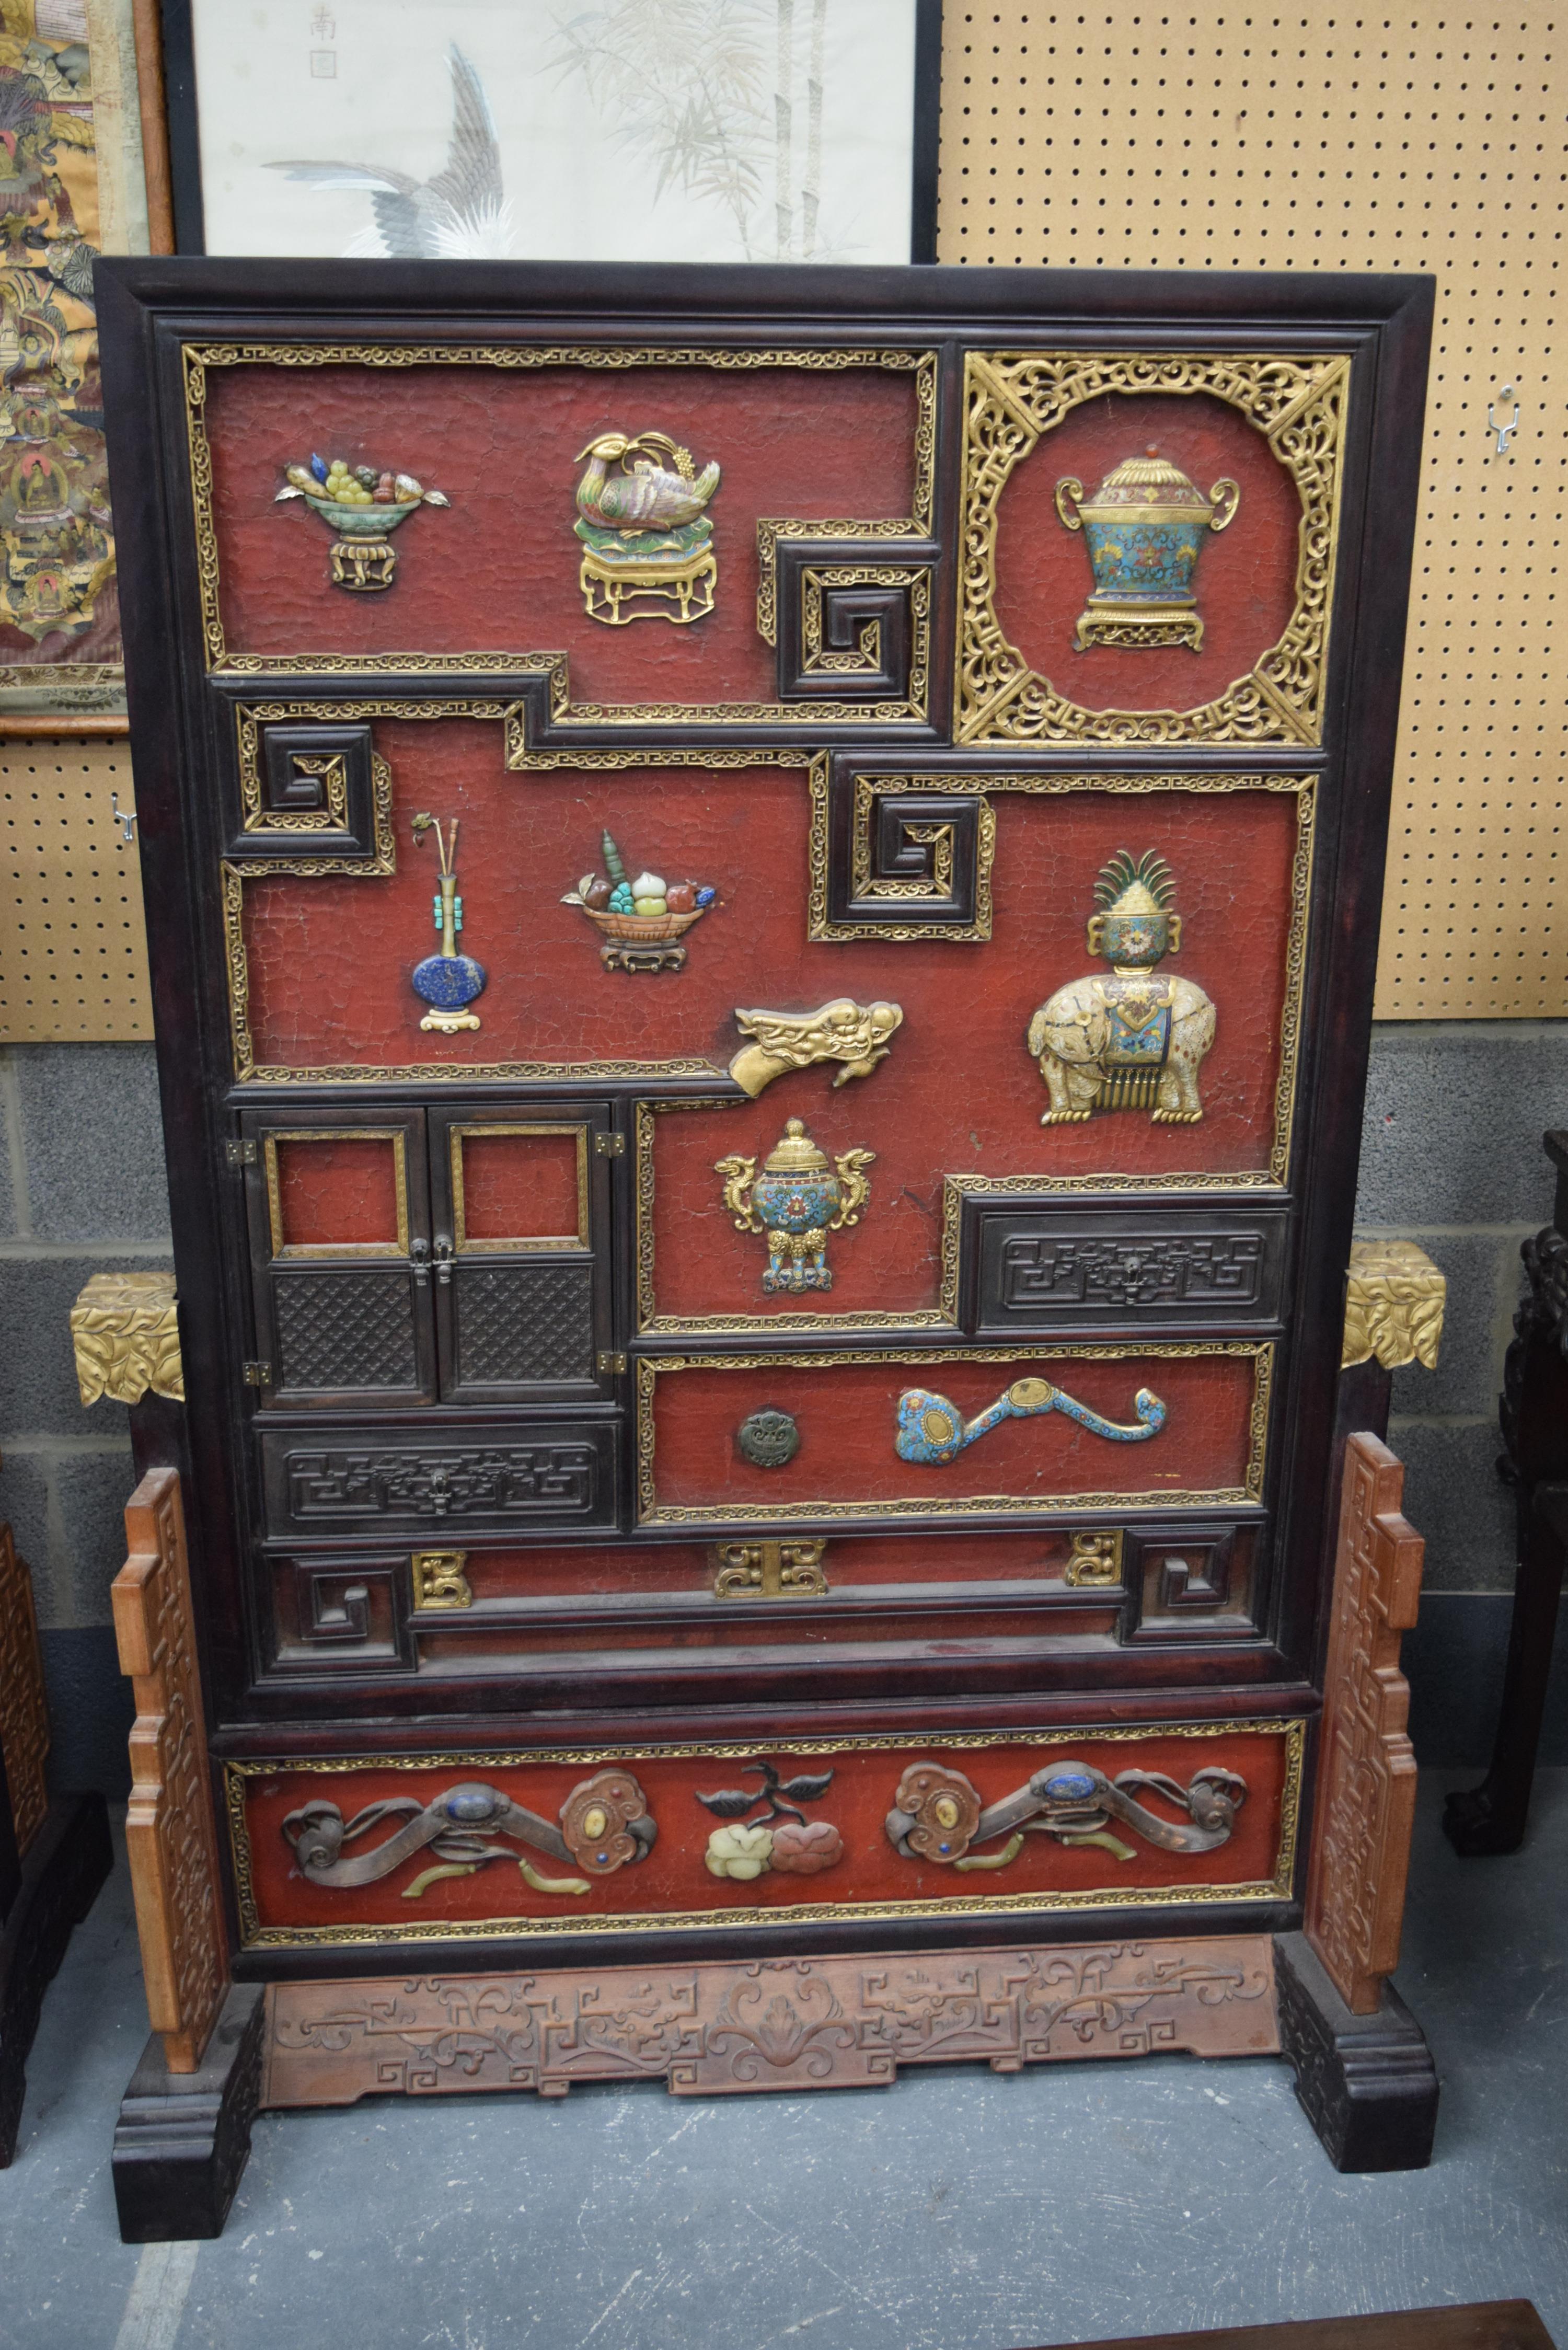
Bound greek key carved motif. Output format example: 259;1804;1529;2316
1000;1234;1266;1311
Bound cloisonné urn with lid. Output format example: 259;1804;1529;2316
1055;446;1240;652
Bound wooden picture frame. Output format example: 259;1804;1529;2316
152;0;942;266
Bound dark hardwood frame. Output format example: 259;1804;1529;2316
98;257;1431;2004
154;0;945;266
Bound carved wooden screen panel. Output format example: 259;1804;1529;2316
936;3;1567;1017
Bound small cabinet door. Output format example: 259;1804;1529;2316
428;1104;615;1404
240;1107;436;1408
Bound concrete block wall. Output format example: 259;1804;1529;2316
0;1044;171;1789
1;1024;1563;1786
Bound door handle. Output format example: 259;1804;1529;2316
409;1239;430;1287
432;1235;454;1287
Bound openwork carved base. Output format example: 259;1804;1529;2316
113;1984;266;2243
260;1936;1279;2109
1275;1931;1437;2173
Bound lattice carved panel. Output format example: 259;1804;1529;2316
1305;1431;1425;2014
937;5;1567;1016
274;1269;419;1393
111;1468;228;2073
454;1263;595;1387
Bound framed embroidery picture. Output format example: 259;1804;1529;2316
157;0;942;266
0;0;156;731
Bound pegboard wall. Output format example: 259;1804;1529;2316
0;739;153;1043
937;5;1565;1019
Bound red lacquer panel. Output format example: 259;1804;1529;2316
271;1135;402;1253
234;1722;1297;1940
456;1127;582;1246
204;361;919;704
239;731;1304;1206
644;1351;1263;1518
993;393;1301;714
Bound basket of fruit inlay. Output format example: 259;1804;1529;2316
562;831;717;973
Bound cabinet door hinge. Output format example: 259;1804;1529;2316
594;1132;625;1158
225;1138;258;1166
596;1350;627;1375
243;1360;273;1386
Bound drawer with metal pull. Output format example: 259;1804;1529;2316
635;1344;1272;1529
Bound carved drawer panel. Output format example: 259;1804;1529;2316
259;1423;620;1539
224;1718;1304;1951
966;1199;1289;1336
636;1345;1272;1528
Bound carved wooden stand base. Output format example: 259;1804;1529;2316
258;1934;1281;2107
113;1984;266;2243
1275;1932;1438;2171
0;1792;112;2164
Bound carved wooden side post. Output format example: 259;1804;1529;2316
72;1275;263;2241
0;1515;113;2163
112;1469;228;2074
1275;1240;1444;2172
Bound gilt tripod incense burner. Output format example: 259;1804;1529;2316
716;1118;874;1294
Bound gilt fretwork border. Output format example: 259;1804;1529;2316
223;1714;1304;1949
956;351;1350;746
635;1342;1274;1526
183;343;936;730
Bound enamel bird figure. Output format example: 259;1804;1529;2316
266;45;513;259
574;432;721;532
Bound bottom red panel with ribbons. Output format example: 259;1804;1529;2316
226;1718;1305;1952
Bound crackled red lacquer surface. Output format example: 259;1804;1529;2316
272;1136;402;1251
204;361;918;703
239;734;1304;1297
236;1723;1295;1937
992;392;1300;715
453;1127;581;1245
645;1351;1261;1515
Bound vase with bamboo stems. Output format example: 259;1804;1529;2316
410;813;486;1033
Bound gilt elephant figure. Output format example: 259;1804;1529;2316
1027;848;1217;1127
1028;971;1216;1126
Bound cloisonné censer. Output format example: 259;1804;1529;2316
1055;447;1239;651
716;1118;874;1294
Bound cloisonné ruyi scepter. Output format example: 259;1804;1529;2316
895;1375;1167;1466
410;812;486;1033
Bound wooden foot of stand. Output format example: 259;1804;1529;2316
1275;1932;1438;2171
0;1792;112;2163
113;1984;265;2242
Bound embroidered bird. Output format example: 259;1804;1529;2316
574;432;721;532
265;45;512;259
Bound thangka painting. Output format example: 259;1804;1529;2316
186;0;931;267
0;0;147;722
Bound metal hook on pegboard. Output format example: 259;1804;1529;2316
1488;386;1520;456
109;791;136;843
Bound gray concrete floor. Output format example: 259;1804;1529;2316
3;1770;1566;2350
